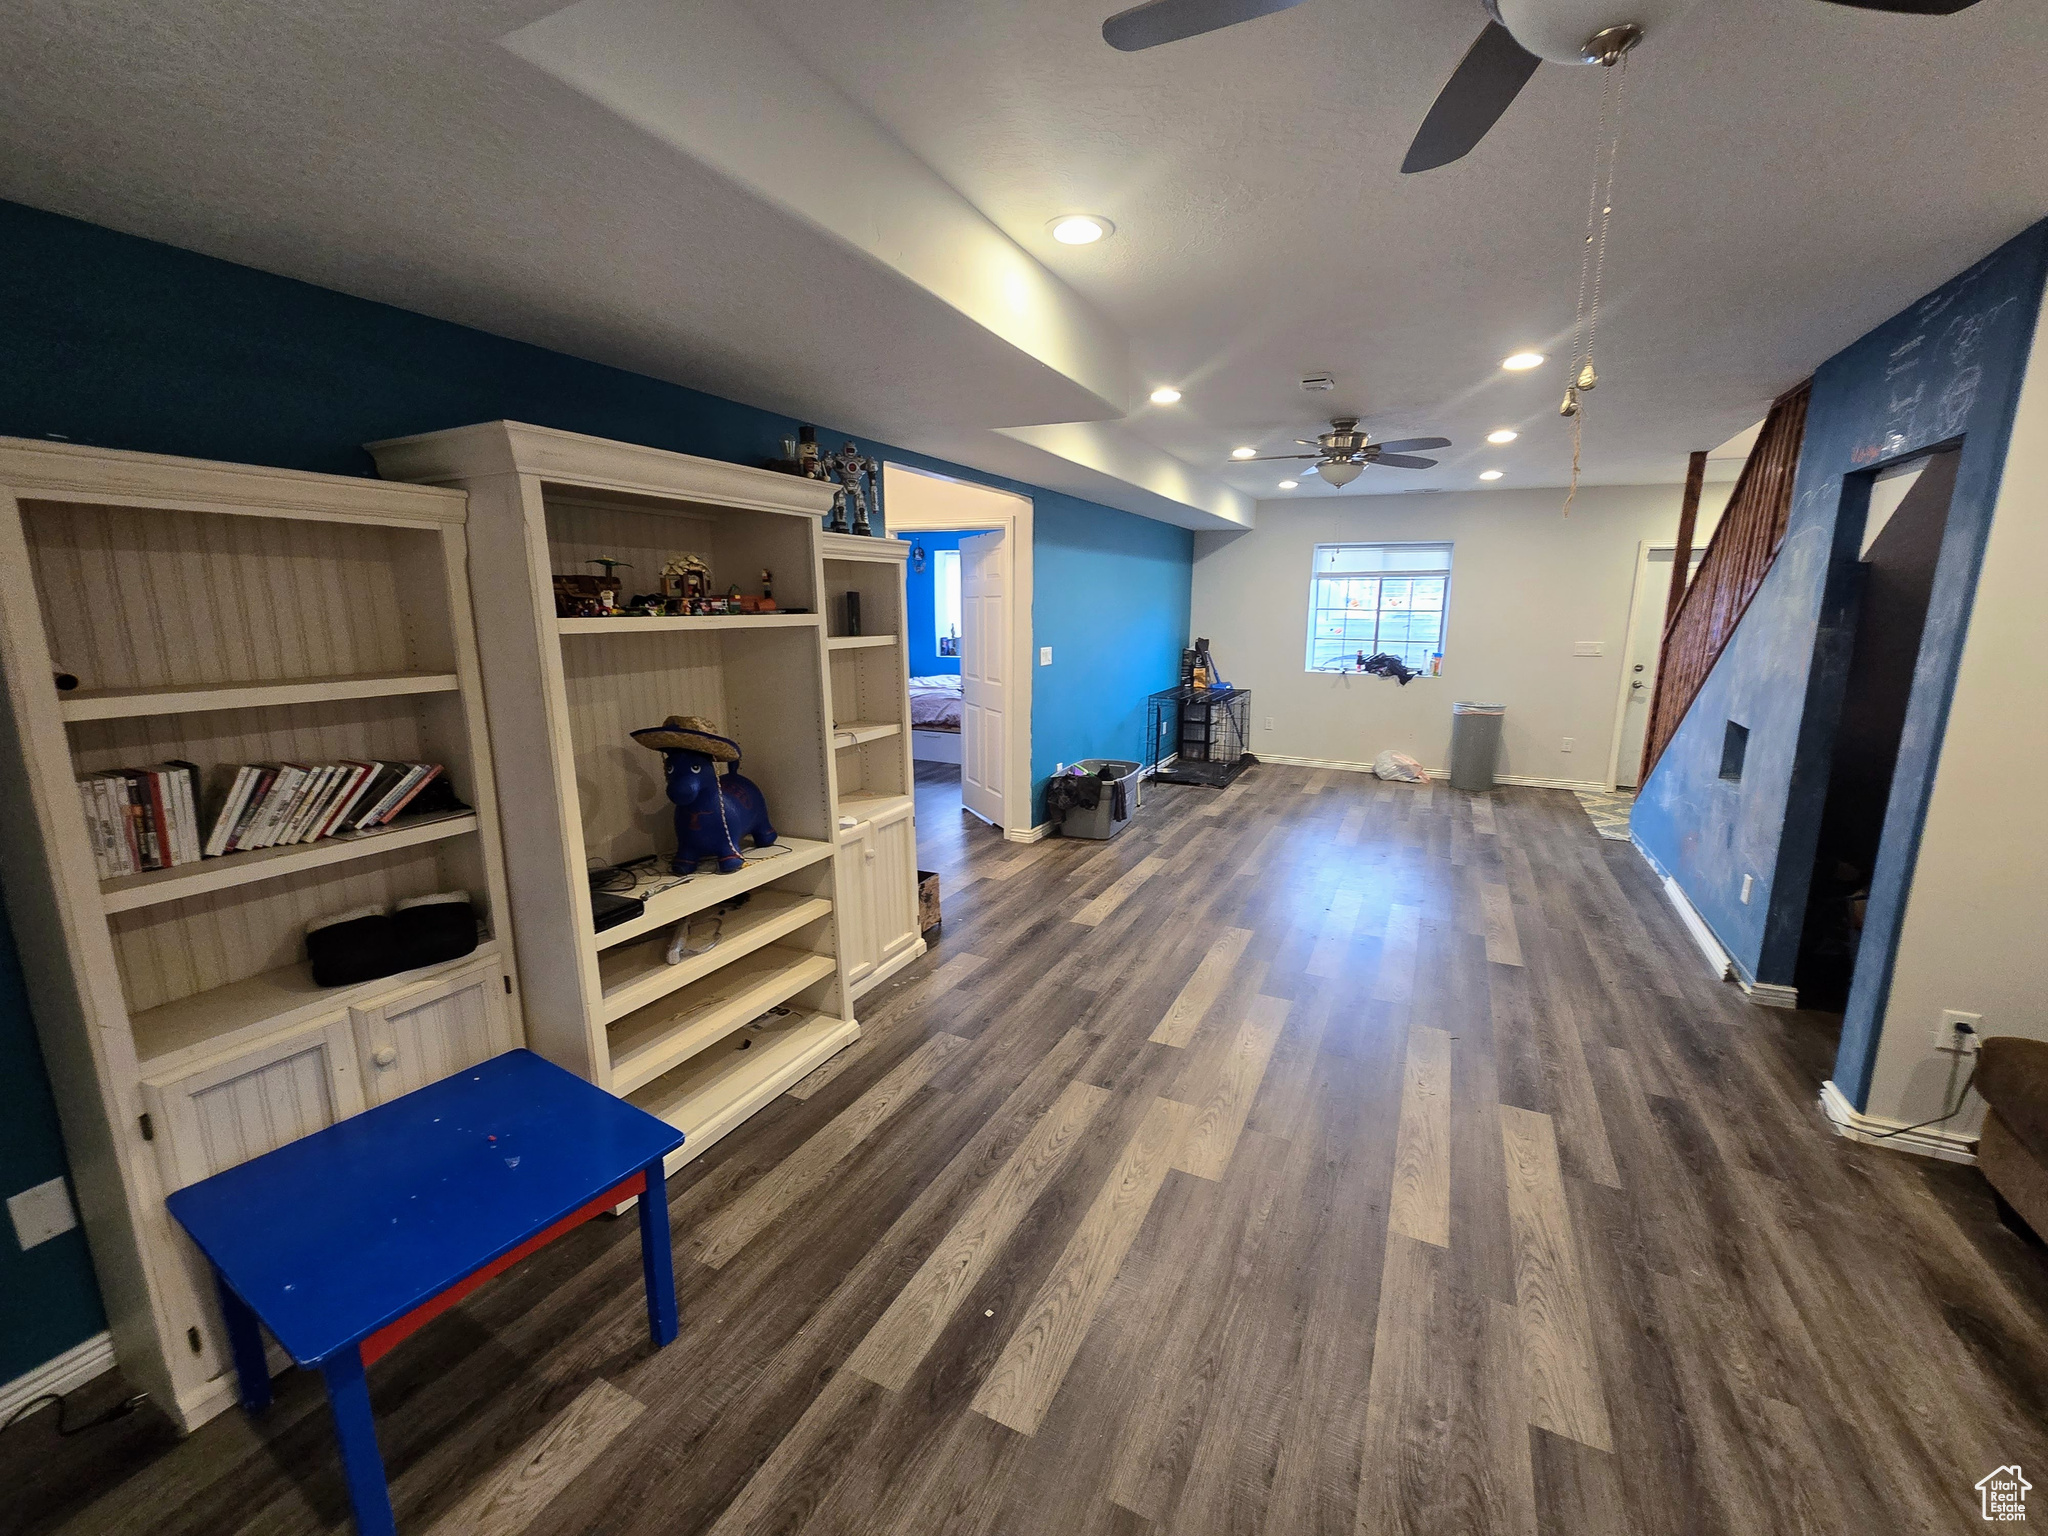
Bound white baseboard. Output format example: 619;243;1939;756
1253;754;1608;793
0;1331;116;1422
1742;978;1800;1009
1652;864;1736;983
1820;1080;1978;1164
849;937;927;1000
1006;822;1052;843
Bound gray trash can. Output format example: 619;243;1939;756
1448;702;1505;792
1056;759;1141;839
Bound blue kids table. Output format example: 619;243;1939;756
165;1049;684;1536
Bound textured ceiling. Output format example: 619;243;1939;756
1;0;2043;518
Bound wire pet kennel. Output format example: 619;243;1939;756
1146;685;1254;789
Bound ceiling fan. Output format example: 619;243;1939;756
1100;0;1986;173
1241;418;1450;487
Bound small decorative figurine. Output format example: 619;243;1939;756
661;554;711;610
630;715;777;874
821;442;879;536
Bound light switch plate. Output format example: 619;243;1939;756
8;1175;79;1250
1039;646;1052;666
1573;640;1605;657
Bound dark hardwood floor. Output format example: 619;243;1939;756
15;767;2048;1536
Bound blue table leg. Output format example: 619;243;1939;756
320;1345;397;1536
213;1271;272;1415
637;1155;678;1347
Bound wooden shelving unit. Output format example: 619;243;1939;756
821;532;924;998
370;422;863;1162
0;438;521;1434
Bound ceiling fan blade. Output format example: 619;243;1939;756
1371;454;1439;470
1247;452;1320;461
1814;0;1981;12
1102;0;1311;51
1401;22;1542;175
1370;436;1451;454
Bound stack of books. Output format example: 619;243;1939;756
78;761;447;879
76;763;203;878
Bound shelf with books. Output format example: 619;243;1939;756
0;436;522;1434
99;810;480;914
58;671;462;723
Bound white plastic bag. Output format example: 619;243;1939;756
1372;749;1427;783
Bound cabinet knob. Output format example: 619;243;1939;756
372;1045;398;1068
865;845;877;861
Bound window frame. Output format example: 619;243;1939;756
1303;540;1454;675
933;547;962;658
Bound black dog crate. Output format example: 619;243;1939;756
1146;685;1253;789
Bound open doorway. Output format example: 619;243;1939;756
1796;448;1961;1010
884;466;1033;855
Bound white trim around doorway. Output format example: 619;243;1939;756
883;464;1034;839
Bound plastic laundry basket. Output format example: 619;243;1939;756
1057;759;1142;839
1448;702;1505;792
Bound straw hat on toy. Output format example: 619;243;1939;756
630;715;739;761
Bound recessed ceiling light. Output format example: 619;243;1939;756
1049;215;1113;245
1486;429;1519;444
1479;469;1504;481
1231;446;1257;459
1149;387;1182;405
1277;479;1299;489
1501;352;1545;371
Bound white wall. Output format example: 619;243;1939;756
1863;283;2048;1131
1189;482;1729;786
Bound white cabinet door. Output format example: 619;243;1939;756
838;822;880;990
140;1014;366;1195
870;802;921;967
349;962;515;1107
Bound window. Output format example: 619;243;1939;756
1305;542;1452;673
934;548;961;657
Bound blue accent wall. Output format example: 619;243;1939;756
0;198;1192;1369
1633;219;2048;1106
0;922;107;1383
903;530;965;677
1032;496;1193;785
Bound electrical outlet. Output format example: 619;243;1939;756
1264;716;1274;731
1039;646;1052;666
1740;873;1754;904
1934;1009;1983;1054
7;1175;78;1250
1561;737;1574;752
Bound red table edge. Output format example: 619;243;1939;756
356;1170;646;1367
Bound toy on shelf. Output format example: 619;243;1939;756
630;715;777;874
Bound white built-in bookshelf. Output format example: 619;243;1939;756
368;423;885;1154
821;533;924;993
0;438;520;1432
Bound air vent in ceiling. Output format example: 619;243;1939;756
1299;373;1336;393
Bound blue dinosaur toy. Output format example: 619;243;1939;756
630;715;777;874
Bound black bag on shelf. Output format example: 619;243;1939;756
306;906;402;987
393;892;479;970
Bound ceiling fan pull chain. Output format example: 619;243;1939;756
1582;50;1630;394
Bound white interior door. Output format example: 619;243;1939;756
1615;546;1704;787
959;530;1007;826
